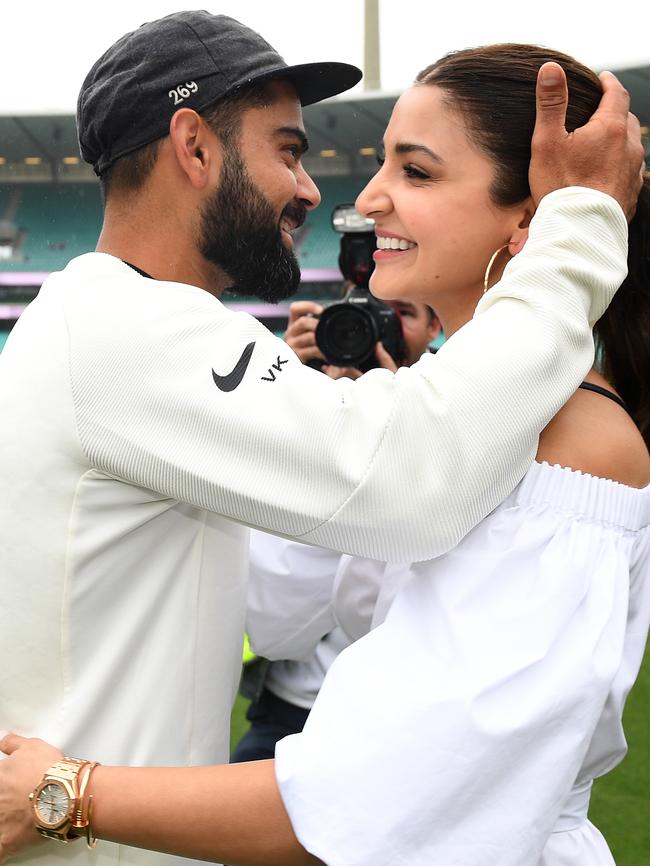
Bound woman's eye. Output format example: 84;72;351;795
404;164;429;180
376;154;385;167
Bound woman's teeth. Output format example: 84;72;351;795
376;237;416;251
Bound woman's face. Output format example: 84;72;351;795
356;84;530;318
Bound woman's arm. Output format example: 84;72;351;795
90;760;319;866
0;735;320;866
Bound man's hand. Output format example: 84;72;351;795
0;733;62;864
530;61;645;220
284;301;325;364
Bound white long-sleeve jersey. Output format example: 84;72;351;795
0;188;627;866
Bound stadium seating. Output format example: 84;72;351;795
295;176;372;270
0;184;102;272
0;176;372;275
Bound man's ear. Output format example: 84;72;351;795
168;108;219;190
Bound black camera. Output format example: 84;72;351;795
314;204;406;372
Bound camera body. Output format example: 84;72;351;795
316;284;406;372
314;204;406;372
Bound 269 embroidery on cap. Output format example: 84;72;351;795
168;81;199;106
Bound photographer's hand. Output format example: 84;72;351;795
373;342;399;373
323;365;363;380
284;301;325;364
323;343;398;380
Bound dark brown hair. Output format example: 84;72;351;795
417;44;650;446
100;81;275;199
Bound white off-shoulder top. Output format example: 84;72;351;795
274;461;650;866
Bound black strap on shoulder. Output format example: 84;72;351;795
578;381;628;412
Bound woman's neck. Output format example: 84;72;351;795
430;289;482;339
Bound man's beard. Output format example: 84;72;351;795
199;149;305;303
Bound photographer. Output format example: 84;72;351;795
232;297;440;763
285;294;440;377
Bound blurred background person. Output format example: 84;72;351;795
233;297;441;763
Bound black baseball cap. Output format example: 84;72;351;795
77;10;362;176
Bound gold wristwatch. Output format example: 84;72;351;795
29;757;98;845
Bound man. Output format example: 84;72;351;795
0;9;643;866
234;300;442;762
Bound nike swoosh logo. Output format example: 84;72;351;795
212;341;256;392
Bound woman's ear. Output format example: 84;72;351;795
509;228;529;256
509;201;535;255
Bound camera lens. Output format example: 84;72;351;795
316;305;378;367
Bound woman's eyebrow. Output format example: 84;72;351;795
394;142;444;163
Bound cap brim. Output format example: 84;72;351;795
250;61;362;106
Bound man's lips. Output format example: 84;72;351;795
280;202;307;235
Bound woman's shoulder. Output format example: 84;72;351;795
537;371;650;490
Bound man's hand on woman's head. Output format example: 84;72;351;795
530;61;645;220
0;733;62;864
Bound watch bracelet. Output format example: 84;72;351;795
36;757;101;848
75;760;100;848
35;826;78;844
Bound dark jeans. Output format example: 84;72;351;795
231;687;310;762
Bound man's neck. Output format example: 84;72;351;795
96;222;229;298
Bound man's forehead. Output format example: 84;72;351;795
240;80;306;136
251;78;303;117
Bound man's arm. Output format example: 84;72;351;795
69;69;641;563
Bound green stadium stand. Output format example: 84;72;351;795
0;184;102;272
295;176;372;270
0;176;373;276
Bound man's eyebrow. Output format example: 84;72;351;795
273;126;309;153
394;142;444;163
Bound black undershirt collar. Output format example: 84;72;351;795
123;260;155;280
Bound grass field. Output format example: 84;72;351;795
231;646;649;864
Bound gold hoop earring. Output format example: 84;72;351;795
483;244;512;294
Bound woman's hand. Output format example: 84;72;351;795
0;733;63;864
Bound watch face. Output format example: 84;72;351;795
35;782;71;828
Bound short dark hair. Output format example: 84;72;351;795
100;81;275;200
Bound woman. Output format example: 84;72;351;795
1;45;649;866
